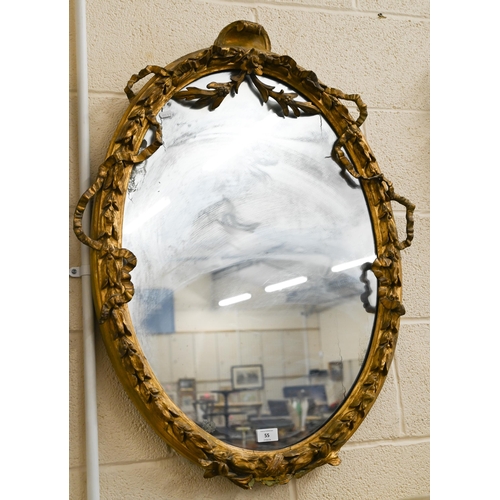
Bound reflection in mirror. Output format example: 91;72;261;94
123;72;377;451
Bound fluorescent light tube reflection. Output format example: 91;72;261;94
265;276;308;293
218;293;252;307
331;254;376;273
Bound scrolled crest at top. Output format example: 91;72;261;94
214;20;272;51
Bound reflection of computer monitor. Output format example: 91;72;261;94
268;400;289;416
282;385;327;402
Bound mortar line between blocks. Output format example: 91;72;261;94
199;0;429;20
343;435;429;450
97;455;178;470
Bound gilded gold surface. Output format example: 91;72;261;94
73;21;415;489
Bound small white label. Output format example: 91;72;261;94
256;428;279;443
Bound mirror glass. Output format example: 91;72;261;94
122;72;377;450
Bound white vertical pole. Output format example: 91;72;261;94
74;0;101;498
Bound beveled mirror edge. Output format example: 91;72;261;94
73;20;415;489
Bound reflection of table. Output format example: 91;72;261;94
210;389;242;428
248;416;294;430
305;415;327;433
213;402;262;416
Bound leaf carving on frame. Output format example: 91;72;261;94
284;449;316;471
187;432;213;453
260;453;286;477
102;159;125;193
116;109;146;148
174;81;234;110
139;379;160;403
172;420;192;443
228;475;256;489
229;454;259;472
200;460;229;479
173;64;320;118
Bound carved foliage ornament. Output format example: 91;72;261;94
73;21;415;489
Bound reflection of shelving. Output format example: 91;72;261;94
213;402;263;415
177;378;196;418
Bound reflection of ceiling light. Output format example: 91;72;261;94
331;254;376;273
123;197;171;234
265;276;308;293
218;293;252;307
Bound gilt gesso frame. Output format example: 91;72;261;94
73;21;414;489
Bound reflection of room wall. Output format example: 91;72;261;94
147;303;334;413
70;1;429;498
149;328;321;412
319;302;373;362
319;301;375;395
142;283;364;413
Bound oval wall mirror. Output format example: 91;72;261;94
74;21;415;488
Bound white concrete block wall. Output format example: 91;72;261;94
69;0;429;498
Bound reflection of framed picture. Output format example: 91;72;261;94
231;365;264;390
328;361;344;382
178;378;196;391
